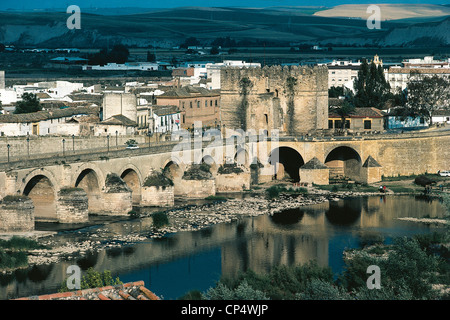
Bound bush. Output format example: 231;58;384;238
60;267;122;292
296;279;350;300
203;281;269;300
152;211;169;229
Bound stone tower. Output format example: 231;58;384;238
219;65;328;135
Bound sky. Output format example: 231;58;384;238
0;0;448;10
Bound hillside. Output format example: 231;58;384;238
314;3;450;20
0;6;448;48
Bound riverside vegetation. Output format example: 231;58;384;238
181;193;450;300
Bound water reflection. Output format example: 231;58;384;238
0;195;447;300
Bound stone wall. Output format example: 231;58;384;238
220;65;328;134
177;179;215;199
215;172;251;192
141;186;174;207
100;173;133;216
56;188;89;223
0;196;34;232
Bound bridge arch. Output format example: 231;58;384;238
268;146;305;182
163;159;183;180
21;169;59;222
234;147;250;166
324;146;362;181
73;165;105;213
119;165;143;205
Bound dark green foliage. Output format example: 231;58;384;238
286;76;297;135
328;86;344;98
401;75;450;125
210;261;334;300
0;237;47;270
352;59;391;109
1;195;30;203
217;163;244;174
200;234;449;300
183;164;213;180
143;171;174;187
266;184;308;199
0;236;46;251
0;250;27;270
88;44;130;65
152;211;169;229
14;93;42;114
237;77;252;131
60;267;122;292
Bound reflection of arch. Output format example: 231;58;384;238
74;168;103;213
325;198;361;226
22;171;58;221
268;147;305;182
120;166;142;205
325;146;362;181
269;207;304;226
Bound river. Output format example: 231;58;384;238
0;194;447;300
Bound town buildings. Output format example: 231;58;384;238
155;86;220;130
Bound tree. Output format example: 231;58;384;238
328;86;344;98
352;59;391;109
210;46;219;55
87;44;130;65
146;51;156;62
181;37;200;49
403;74;450;125
108;44;129;64
14;93;42;114
334;99;355;130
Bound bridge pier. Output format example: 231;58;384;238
99;174;133;216
56;187;89;223
0;195;34;232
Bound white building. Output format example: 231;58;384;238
318;59;361;90
82;62;159;71
151;105;181;134
205;60;261;90
0;107;98;136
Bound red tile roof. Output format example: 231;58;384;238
13;281;160;300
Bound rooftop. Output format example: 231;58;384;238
329;107;386;118
14;281;160;300
0;106;99;123
158;86;219;98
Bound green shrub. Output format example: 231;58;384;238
60;267;122;292
152;211;169;229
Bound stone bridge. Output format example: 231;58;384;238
1;130;449;229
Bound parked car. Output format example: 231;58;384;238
126;144;139;150
438;170;450;177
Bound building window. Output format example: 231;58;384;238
215;100;218;106
205;101;208;107
210;100;212;106
364;120;372;129
328;120;333;129
190;102;192;108
264;114;268;124
197;101;200;108
183;114;185;123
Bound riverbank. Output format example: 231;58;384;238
0;183;445;274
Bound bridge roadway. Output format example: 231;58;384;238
0;129;449;222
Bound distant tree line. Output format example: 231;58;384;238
87;44;130;65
